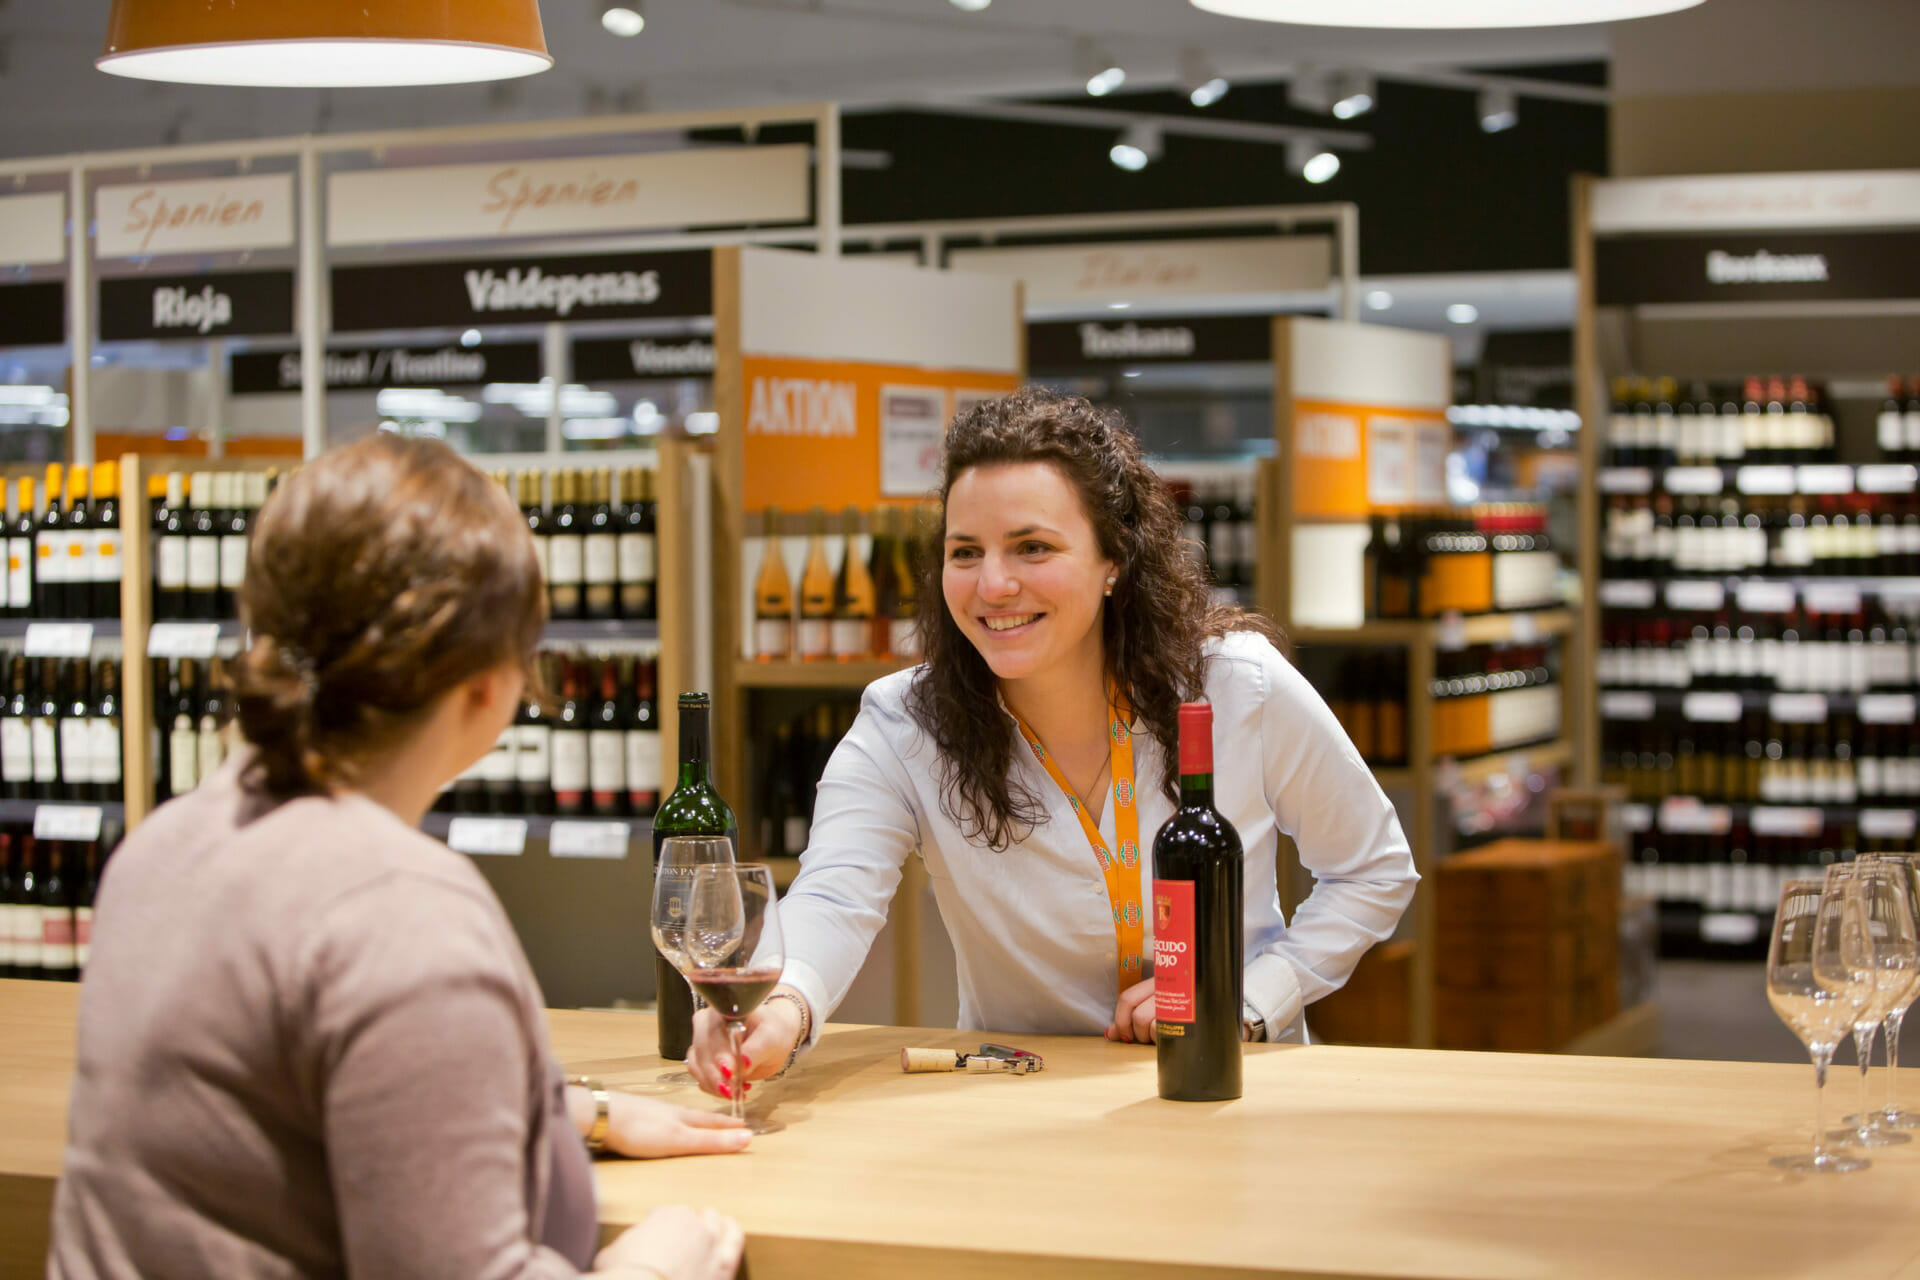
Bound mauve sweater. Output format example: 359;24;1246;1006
47;753;599;1279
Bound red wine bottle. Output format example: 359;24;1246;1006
1153;700;1243;1102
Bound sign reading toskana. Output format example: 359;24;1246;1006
331;249;710;331
1026;315;1274;367
99;270;294;341
1595;229;1920;306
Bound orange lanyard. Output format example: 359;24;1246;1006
1011;690;1144;993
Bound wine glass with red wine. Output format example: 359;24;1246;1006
684;862;785;1131
651;836;735;1085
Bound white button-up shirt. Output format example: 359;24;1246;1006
780;631;1418;1044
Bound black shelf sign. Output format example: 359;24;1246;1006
98;269;295;342
330;248;713;332
230;341;542;394
1596;229;1920;307
0;281;65;348
1026;314;1273;369
572;335;716;381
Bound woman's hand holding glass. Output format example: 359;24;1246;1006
652;837;737;1086
681;864;787;1132
688;992;806;1098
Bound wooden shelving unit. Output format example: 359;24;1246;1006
732;658;914;690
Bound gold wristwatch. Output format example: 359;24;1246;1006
569;1076;611;1154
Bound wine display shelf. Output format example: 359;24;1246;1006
0;619;124;642
0;799;125;825
420;812;654;845
731;658;913;690
543;619;661;645
1292;608;1575;649
1371;734;1575;792
1597;463;1918;497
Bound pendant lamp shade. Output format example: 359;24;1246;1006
1190;0;1703;26
98;0;552;87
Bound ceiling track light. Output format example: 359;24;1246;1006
1076;37;1126;97
1286;64;1332;114
1189;0;1705;28
601;4;645;37
1179;47;1228;108
97;0;551;87
948;0;992;9
1109;122;1162;172
1478;86;1518;132
1330;70;1375;119
1286;137;1340;184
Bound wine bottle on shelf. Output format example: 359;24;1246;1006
198;657;229;784
74;833;106;978
550;658;589;817
1153;700;1244;1103
57;659;90;803
869;507;898;660
625;656;661;818
30;657;59;802
754;507;793;662
9;477;33;622
185;472;220;620
93;462;122;621
1208;489;1237;590
1181;486;1208;577
651;691;737;1061
167;658;200;799
12;834;38;978
481;710;518;815
520;472;550;592
831;506;874;662
618;467;657;622
219;471;249;616
888;510;919;661
91;659;121;806
797;508;834;663
37;464;65;619
64;467;93;620
155;472;187;624
547;471;585;622
584;469;619;622
515;656;553;817
37;838;75;982
589;657;627;817
0;655;28;802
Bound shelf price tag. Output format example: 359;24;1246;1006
1599;580;1656;609
1736;582;1797;614
1700;913;1762;946
1436;611;1468;652
1859;695;1918;725
25;623;94;657
1862;809;1919;840
1666;581;1726;612
34;804;103;842
1796;465;1854;495
1682;692;1743;723
1659;798;1732;835
1737;466;1796;495
1600;692;1656;721
1803;584;1863;615
1598;468;1654;494
1752;806;1824;838
550;820;631;859
1768;694;1828;723
445;817;527;857
1508;612;1540;644
147;622;222;659
1857;464;1918;495
1663;466;1724;495
1617;803;1653;833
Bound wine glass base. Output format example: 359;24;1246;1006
1884;1108;1920;1129
657;1070;696;1086
1829;1125;1911;1148
1771;1151;1872;1174
744;1116;786;1135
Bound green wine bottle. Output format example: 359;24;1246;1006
651;692;737;1060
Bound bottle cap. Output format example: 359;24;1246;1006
1178;701;1214;775
678;691;709;709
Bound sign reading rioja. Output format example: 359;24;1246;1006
331;249;710;331
1027;315;1272;367
98;270;294;341
230;342;542;395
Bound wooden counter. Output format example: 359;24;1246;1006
8;978;1920;1279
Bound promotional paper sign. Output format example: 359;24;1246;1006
879;385;948;498
327;146;811;246
0;193;66;267
1292;399;1449;520
741;355;1017;512
95;174;294;259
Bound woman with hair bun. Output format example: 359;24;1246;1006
52;434;745;1280
688;386;1416;1096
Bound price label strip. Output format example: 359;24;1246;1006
24;623;94;658
1768;694;1828;724
1737;466;1796;496
1859;695;1918;725
1751;806;1824;838
34;803;103;842
1599;580;1656;609
1795;465;1855;496
445;817;528;857
1736;582;1797;614
1666;581;1726;612
1701;913;1762;946
1617;803;1654;834
1663;466;1725;495
1862;809;1919;841
1600;692;1656;721
1682;692;1743;723
549;820;631;859
1857;464;1919;495
1597;468;1654;495
1658;798;1732;835
147;622;223;659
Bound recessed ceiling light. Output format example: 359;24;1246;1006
1478;86;1518;132
461;329;483;347
97;0;552;86
1365;289;1393;310
1180;47;1228;107
1447;303;1480;324
1190;0;1703;26
950;0;992;9
601;6;645;37
1077;38;1126;96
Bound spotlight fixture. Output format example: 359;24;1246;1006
1286;65;1332;114
1364;289;1393;311
949;0;992;9
1446;303;1480;324
1109;123;1162;172
1188;0;1705;27
600;5;644;36
1287;138;1340;184
1077;38;1126;97
1478;86;1518;132
1330;70;1375;119
1180;47;1229;108
97;0;552;86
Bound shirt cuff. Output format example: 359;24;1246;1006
779;956;834;1052
1244;953;1306;1044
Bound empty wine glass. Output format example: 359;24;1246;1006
650;836;735;1085
1765;875;1872;1174
1829;859;1919;1149
1867;854;1920;1130
684;862;785;1132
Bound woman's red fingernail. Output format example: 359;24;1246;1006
719;1062;732;1080
742;1056;752;1069
719;1083;732;1099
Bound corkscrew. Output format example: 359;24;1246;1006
900;1042;1044;1075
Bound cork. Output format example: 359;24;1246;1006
901;1047;963;1073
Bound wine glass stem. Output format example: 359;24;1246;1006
1886;1011;1905;1116
1813;1049;1833;1161
1853;1025;1876;1133
729;1021;746;1123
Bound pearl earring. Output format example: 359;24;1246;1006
1104;576;1117;596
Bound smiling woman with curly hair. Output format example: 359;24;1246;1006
687;386;1417;1096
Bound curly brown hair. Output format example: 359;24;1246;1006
903;386;1282;852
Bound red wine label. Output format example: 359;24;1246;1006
1153;879;1196;1023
